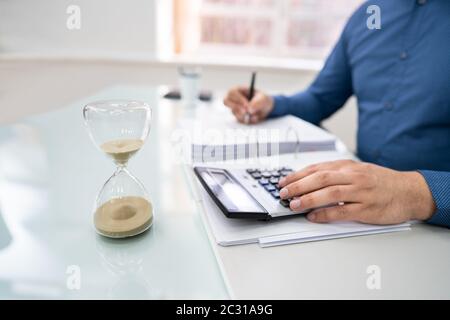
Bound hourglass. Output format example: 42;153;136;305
83;100;153;238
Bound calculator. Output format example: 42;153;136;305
194;166;310;220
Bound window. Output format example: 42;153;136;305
173;0;363;61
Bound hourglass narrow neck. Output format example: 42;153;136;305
115;163;129;173
114;161;128;171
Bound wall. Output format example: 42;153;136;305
0;0;157;56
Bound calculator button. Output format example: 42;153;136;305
251;172;262;179
270;171;280;177
280;199;291;208
261;171;272;179
264;184;276;192
269;177;279;185
271;190;280;199
259;178;269;185
246;169;258;174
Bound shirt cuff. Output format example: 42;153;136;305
418;170;450;228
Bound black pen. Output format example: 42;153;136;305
244;71;257;124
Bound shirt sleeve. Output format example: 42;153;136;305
418;170;450;228
269;29;353;126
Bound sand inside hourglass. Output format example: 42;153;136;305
96;138;151;237
94;196;153;238
100;139;144;164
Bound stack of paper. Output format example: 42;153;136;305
177;113;336;163
198;187;411;248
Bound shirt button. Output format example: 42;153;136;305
400;51;408;60
384;102;393;110
417;0;426;5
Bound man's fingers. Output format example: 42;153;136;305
224;98;247;122
236;85;250;97
306;203;362;223
248;92;267;114
228;87;249;107
224;98;245;114
224;96;246;113
289;185;360;212
224;87;253;123
280;171;353;199
249;105;272;124
249;114;260;124
279;162;338;187
231;107;246;123
279;160;356;187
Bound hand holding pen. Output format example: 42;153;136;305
223;71;275;125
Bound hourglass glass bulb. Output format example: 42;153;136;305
83;100;153;238
94;168;153;238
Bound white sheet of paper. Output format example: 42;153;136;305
198;186;410;247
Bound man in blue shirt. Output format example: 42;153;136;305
223;0;450;227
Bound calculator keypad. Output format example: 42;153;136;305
246;168;293;206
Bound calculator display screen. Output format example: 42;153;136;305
202;170;266;213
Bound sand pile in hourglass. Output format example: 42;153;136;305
83;100;153;238
94;192;153;238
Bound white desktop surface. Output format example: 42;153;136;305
0;85;449;299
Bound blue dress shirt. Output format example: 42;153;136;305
269;0;450;227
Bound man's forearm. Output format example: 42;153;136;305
403;172;436;221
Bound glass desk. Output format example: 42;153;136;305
0;86;228;299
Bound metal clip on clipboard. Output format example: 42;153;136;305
286;126;301;159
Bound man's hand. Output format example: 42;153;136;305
223;86;274;124
278;160;436;224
